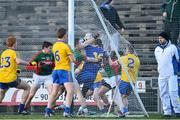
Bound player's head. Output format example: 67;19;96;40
57;28;67;40
75;38;82;50
83;33;95;45
42;41;53;53
6;35;16;48
158;31;169;45
84;33;94;41
75;38;80;47
110;51;117;59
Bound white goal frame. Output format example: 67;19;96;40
68;0;149;118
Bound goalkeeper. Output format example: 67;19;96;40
75;59;108;113
74;33;110;113
76;33;105;97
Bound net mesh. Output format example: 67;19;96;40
0;0;148;117
74;0;147;117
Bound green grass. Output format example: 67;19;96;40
0;113;179;120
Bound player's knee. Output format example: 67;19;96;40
93;96;98;101
122;94;128;98
92;93;99;101
21;83;30;91
0;98;3;103
26;85;31;91
28;92;35;98
0;94;5;103
66;88;74;96
98;90;105;97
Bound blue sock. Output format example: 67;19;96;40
45;107;52;113
122;107;128;113
64;106;71;114
18;104;25;112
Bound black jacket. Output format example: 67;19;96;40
100;4;125;30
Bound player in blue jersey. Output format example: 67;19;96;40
76;33;105;97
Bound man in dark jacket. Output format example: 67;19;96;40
100;0;125;32
161;0;180;45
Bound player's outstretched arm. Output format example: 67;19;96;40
16;58;29;65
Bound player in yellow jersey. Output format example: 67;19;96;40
0;36;30;115
109;45;140;117
45;28;75;118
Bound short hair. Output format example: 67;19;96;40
42;41;52;49
95;39;103;48
75;38;80;46
57;28;67;39
110;51;117;59
84;33;94;40
6;35;16;47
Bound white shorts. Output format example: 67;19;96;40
32;73;53;88
105;75;120;88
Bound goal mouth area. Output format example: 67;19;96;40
76;113;145;118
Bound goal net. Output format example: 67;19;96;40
74;0;149;117
0;0;149;118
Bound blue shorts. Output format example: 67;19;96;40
76;71;97;84
52;70;73;84
119;80;132;95
0;79;21;90
90;81;102;91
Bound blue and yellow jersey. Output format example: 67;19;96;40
119;54;140;83
0;49;17;83
76;61;102;83
52;41;72;71
83;45;104;73
77;61;84;70
76;45;105;84
94;71;103;83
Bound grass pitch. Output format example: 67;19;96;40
0;113;179;120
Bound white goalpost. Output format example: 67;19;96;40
68;0;75;50
69;0;149;118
